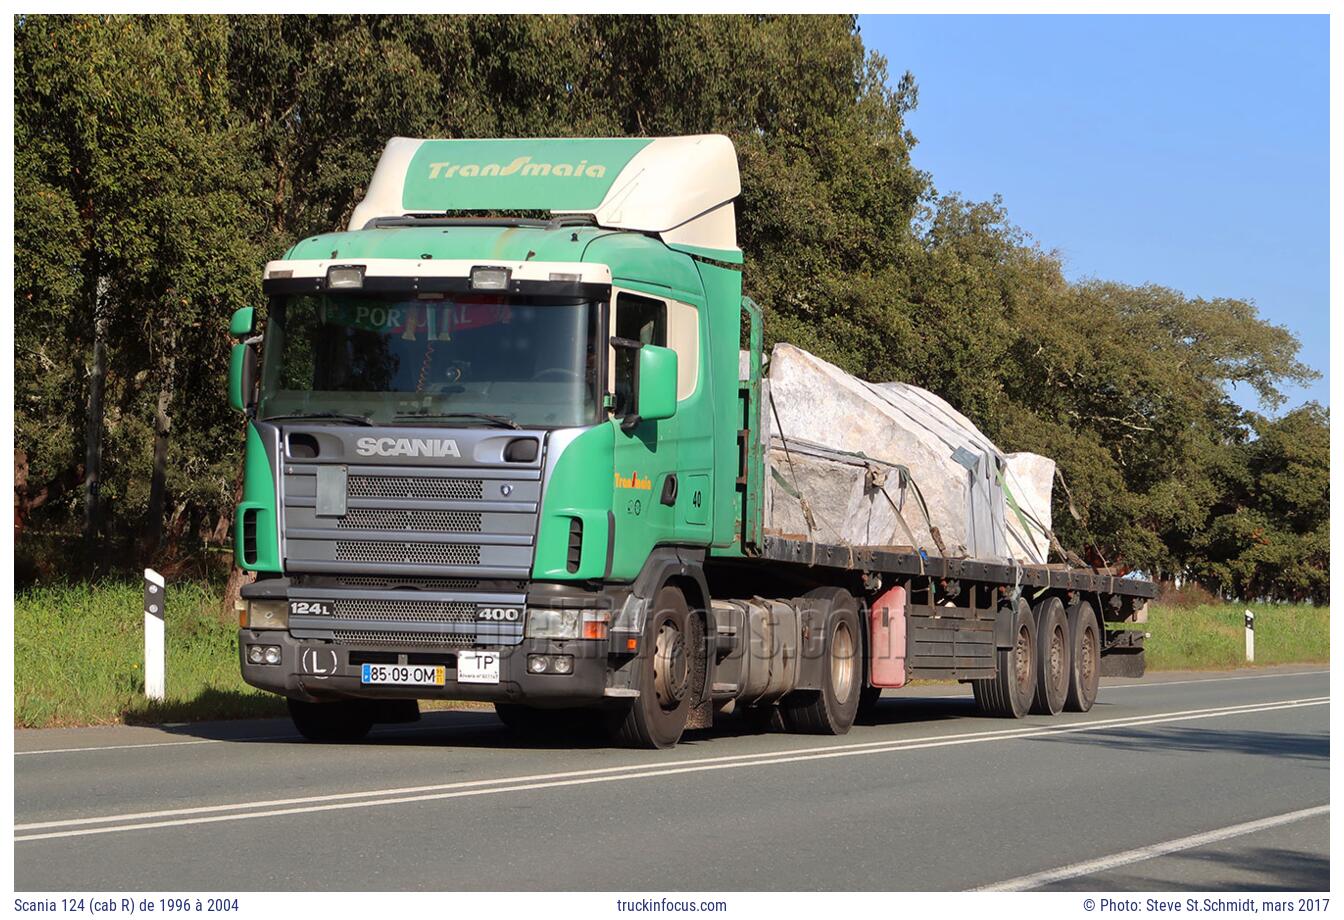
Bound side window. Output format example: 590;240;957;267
612;292;666;417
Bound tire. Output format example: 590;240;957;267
288;697;374;742
972;599;1036;718
1031;597;1071;715
609;585;703;749
780;587;862;735
1065;600;1101;713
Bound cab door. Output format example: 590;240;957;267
608;288;713;576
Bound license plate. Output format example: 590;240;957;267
360;663;445;686
456;650;501;684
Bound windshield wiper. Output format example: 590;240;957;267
393;411;521;430
262;411;374;426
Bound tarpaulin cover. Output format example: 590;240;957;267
761;344;1054;564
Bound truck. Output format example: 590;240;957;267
231;134;1154;748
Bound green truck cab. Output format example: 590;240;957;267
233;135;1154;748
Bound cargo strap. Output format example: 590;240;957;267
995;463;1087;569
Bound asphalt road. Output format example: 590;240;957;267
14;666;1329;891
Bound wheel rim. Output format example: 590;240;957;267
653;619;688;711
1049;624;1067;691
831;620;856;703
1014;626;1032;693
1081;625;1097;690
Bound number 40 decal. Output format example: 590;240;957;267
691;490;703;508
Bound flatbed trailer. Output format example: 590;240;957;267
229;134;1156;748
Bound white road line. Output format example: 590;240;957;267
17;695;1315;830
13;714;498;757
1103;669;1329;691
15;696;1327;842
976;805;1331;891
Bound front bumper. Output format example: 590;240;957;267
239;629;610;706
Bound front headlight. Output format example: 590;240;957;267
246;599;288;630
524;608;609;640
524;608;581;639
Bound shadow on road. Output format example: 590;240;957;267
1034;724;1329;763
1042;843;1330;892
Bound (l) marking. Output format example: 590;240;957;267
976;805;1330;891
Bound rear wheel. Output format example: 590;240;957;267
1031;597;1071;715
972;599;1036;718
609;586;703;749
780;588;862;735
1065;601;1101;712
288;698;374;742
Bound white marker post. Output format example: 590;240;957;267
144;569;166;701
1244;609;1256;664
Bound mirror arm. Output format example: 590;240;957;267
610;335;643;431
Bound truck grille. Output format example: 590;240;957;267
348;475;483;501
331;629;474;647
332;598;477;624
334;540;481;567
328;576;527;591
337;508;483;533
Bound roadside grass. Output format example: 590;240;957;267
15;580;286;728
13;581;1329;728
1142;602;1329;671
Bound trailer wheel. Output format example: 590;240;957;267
609;585;702;749
972;599;1036;718
1031;597;1071;715
780;587;862;735
288;698;374;743
1065;600;1101;712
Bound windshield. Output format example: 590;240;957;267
258;293;602;429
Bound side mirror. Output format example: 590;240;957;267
229;343;257;413
230;306;256;338
228;307;258;413
634;345;677;424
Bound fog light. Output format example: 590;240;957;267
247;645;264;664
552;655;573;674
528;655;548;673
263;646;281;665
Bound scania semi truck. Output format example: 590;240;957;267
232;135;1153;748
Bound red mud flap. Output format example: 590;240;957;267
869;585;907;688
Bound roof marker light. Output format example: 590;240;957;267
327;266;365;289
470;266;511;291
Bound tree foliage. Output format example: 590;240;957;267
14;14;1326;600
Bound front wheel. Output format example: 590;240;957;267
609;586;704;749
288;698;374;742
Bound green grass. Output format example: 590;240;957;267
15;580;286;728
1142;602;1329;671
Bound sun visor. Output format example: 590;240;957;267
348;135;741;253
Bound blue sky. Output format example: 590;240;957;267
858;14;1330;412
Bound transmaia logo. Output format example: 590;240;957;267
426;156;608;180
614;470;652;491
355;437;461;458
